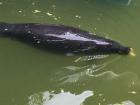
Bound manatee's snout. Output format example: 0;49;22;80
117;47;136;56
106;45;130;55
104;40;131;55
117;46;131;54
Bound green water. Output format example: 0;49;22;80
0;0;140;105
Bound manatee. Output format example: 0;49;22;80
0;23;133;55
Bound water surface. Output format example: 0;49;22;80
0;0;140;105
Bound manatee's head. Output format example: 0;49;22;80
115;46;130;54
103;45;131;55
96;39;132;55
105;42;134;55
116;46;135;56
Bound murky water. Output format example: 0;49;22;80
0;0;140;105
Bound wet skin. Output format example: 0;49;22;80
0;23;130;55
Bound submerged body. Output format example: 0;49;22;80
0;23;131;55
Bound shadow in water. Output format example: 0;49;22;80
51;54;120;84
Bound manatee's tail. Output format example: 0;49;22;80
0;22;8;35
0;22;7;26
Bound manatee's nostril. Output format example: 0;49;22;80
125;47;131;54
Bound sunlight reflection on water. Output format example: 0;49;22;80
28;90;93;105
